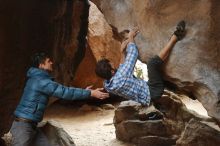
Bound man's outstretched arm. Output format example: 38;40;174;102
118;27;140;77
40;81;109;100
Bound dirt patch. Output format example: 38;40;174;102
44;102;134;146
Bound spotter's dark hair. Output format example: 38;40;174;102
31;52;50;68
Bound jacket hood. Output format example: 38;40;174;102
27;67;53;79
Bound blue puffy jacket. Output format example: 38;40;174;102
14;67;91;122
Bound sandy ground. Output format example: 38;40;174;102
44;102;134;146
180;95;208;117
44;96;209;146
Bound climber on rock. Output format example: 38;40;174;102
10;52;109;146
95;21;186;115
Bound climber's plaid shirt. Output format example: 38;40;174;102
104;43;151;106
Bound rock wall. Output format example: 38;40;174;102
91;0;220;121
0;0;89;136
72;1;122;89
87;2;121;67
72;45;103;88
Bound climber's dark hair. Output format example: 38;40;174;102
95;58;113;80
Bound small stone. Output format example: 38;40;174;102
101;104;115;110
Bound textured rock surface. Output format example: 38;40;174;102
114;91;218;145
88;2;121;67
91;0;220;121
2;120;76;146
72;44;103;88
176;119;220;146
0;0;89;136
138;136;177;146
72;1;122;89
40;120;76;146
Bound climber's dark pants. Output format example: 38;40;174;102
147;55;164;101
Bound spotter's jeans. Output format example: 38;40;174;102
10;121;51;146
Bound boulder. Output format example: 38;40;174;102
88;1;121;68
72;1;122;88
115;119;169;143
1;120;75;146
176;119;220;146
101;104;115;110
90;0;220;121
114;91;218;145
138;135;177;146
40;120;76;146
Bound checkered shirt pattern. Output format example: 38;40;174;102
104;43;151;105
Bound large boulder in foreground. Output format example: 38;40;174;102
91;0;220;122
176;119;220;146
114;91;220;146
2;120;75;146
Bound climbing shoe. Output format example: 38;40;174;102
146;111;163;120
174;20;186;41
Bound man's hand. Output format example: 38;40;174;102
86;86;109;99
129;27;139;37
128;27;139;43
91;88;109;99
